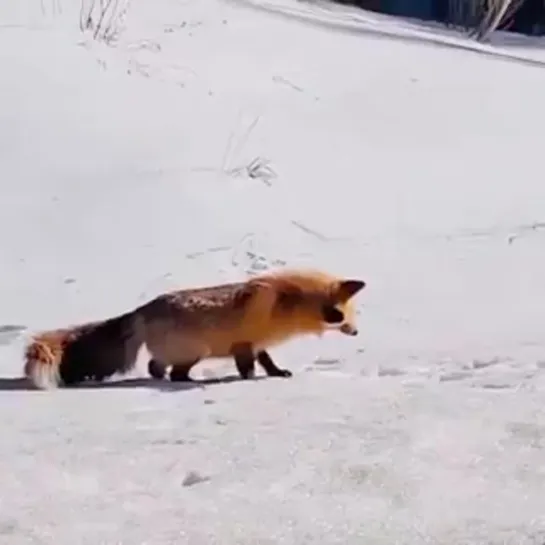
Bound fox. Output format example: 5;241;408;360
23;268;366;390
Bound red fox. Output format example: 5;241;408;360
23;269;366;389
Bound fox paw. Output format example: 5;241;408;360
239;367;255;380
169;366;193;382
148;359;166;380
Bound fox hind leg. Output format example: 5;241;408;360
148;359;167;380
148;358;200;381
257;350;292;378
169;360;200;382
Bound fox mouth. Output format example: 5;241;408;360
340;323;358;336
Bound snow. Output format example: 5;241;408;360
2;0;545;542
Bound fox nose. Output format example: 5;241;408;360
340;323;358;336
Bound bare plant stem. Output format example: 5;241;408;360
93;0;114;40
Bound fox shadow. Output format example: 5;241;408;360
0;374;269;392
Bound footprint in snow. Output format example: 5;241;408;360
377;367;407;378
312;357;342;369
182;471;210;487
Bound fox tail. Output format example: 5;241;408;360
23;310;144;390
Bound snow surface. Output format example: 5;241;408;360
2;0;545;543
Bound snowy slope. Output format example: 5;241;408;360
1;0;545;543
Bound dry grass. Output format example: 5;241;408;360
468;0;526;40
79;0;131;44
443;0;538;41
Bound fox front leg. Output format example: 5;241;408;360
256;350;292;378
231;344;292;379
231;343;256;379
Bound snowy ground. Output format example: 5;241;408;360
2;0;545;543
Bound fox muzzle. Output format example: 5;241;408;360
340;323;358;336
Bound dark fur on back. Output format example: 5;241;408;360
137;282;251;327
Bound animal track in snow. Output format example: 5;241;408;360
469;357;506;370
182;471;210;487
313;357;342;368
439;370;473;382
377;367;407;378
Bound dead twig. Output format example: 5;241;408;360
80;0;130;44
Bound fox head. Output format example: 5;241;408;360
321;278;366;336
254;270;366;338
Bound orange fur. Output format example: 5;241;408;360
22;269;366;389
204;269;362;353
23;332;64;390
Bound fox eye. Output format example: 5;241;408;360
322;305;344;324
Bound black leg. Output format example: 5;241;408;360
231;343;256;379
148;359;167;380
169;360;199;382
257;350;292;378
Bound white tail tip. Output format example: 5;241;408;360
25;363;62;390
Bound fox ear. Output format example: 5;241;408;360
334;279;366;302
322;305;345;324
